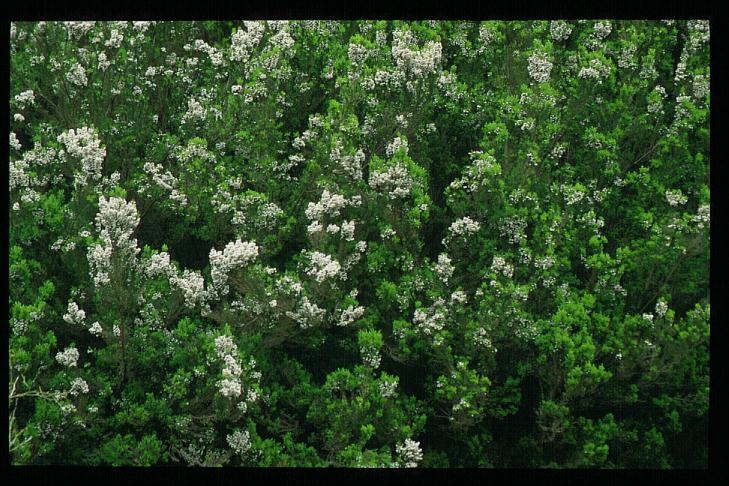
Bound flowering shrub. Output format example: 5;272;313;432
9;20;709;468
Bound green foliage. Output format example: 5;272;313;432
9;20;709;468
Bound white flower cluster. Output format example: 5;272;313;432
56;347;80;368
386;136;409;157
448;151;501;193
391;29;442;78
329;140;365;180
499;215;528;245
97;51;110;71
175;140;217;166
88;321;103;336
269;22;295;53
369;163;415;200
214;335;244;398
665;189;688;207
305;190;350;221
647;85;667;114
434;253;455;284
339;220;356;241
413;302;447;338
692;74;709;101
476;24;496;53
396;439;423;468
450;290;467;305
66;62;88;87
448;217;481;237
360;343;381;369
64;21;95;40
286;296;326;329
687;20;710;51
562;184;586;206
69;377;89;396
227;429;252;456
230;21;265;63
305;251;342;283
534;255;555;271
192;39;224;66
14;89;35;108
105;28;124;48
141;162;187;206
550;21;573;41
472;327;496;351
145;252;175;279
170;269;207;308
578;58;612;84
379;376;399;398
63;302;86;326
57;127;106;186
132;21;154;33
87;196;140;286
491;256;514;278
692;204;710;230
617;44;638;70
95;196;140;248
337;305;366;327
348;42;369;66
593;21;612;40
527;52;553;83
209;239;259;292
655;300;669;318
181;97;207;123
10;132;22;151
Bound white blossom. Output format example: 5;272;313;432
434;253;454;283
448;217;481;237
305;190;349;221
230;21;266;62
527;52;553;83
227;430;252;455
550;21;573;41
10;132;21;151
491;256;514;278
306;251;342;283
171;269;207;307
145;252;175;278
578;58;612;84
593;21;612;39
360;344;381;368
105;28;124;48
209;239;259;291
56;347;80;368
63;302;86;326
379;377;399;398
286;296;326;329
66;62;88;86
391;29;442;78
88;321;103;336
181;97;207;123
396;439;423;468
337;305;365;327
665;189;688;207
57;127;106;186
14;90;35;107
369;163;414;200
69;377;89;396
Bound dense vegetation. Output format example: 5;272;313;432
9;20;709;467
